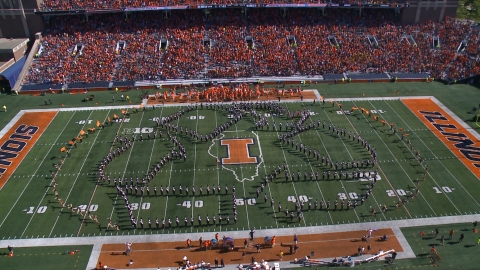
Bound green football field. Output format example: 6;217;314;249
0;245;92;270
0;82;479;243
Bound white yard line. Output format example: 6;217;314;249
161;115;182;226
314;102;387;221
260;118;307;227
291;102;363;222
106;111;145;231
255;130;279;228
135;108;164;223
214;108;222;233
382;100;480;208
233;117;251;229
0;111;67;228
45;110;110;238
349;100;437;216
190;108;200;231
266;111;333;225
19;110;94;238
77;113;130;236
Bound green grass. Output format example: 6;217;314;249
0;245;92;270
401;223;480;269
0;81;480;268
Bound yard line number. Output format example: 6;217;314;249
338;193;359;200
288;195;308;203
182;200;204;208
77;119;130;124
25;202;153;214
235;198;256;206
432;186;454;193
25;206;48;214
337;109;386;115
386;189;407;197
386;186;454;197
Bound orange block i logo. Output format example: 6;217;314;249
221;138;258;165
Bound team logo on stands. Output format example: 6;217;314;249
221;138;258;165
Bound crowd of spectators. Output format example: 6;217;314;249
447;28;480;80
207;9;253;78
24;8;479;86
40;0;404;11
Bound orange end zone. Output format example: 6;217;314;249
97;229;403;269
221;138;257;165
0;111;57;188
402;98;480;179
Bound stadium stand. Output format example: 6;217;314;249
39;1;407;11
23;8;479;89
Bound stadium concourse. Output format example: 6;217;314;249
23;8;479;90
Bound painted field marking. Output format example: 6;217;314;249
277;104;334;224
232;118;251;229
384;100;480;209
0;111;64;229
362;100;449;214
302;101;377;221
190;108;200;231
0;112;58;188
255;128;279;228
213;108;223;233
18;110;93;238
137;107;165;220
402;98;480;179
350;100;420;217
46;110;110;238
162;114;182;226
220;138;257;165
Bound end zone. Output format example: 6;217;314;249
402;98;480;179
0;111;57;188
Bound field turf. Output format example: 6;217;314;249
0;82;479;243
0;245;92;270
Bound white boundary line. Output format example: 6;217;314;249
349;100;438;216
0;111;64;227
20;110;95;238
380;100;480;209
46;110;111;238
0;96;479;269
0;110;25;139
18;212;480;269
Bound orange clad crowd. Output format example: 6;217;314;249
24;8;479;86
40;0;389;11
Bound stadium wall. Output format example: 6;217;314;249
0;0;44;39
401;0;459;24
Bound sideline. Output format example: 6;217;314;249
0;214;479;269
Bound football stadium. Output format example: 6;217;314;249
0;1;480;269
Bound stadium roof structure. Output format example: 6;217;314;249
0;38;29;54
